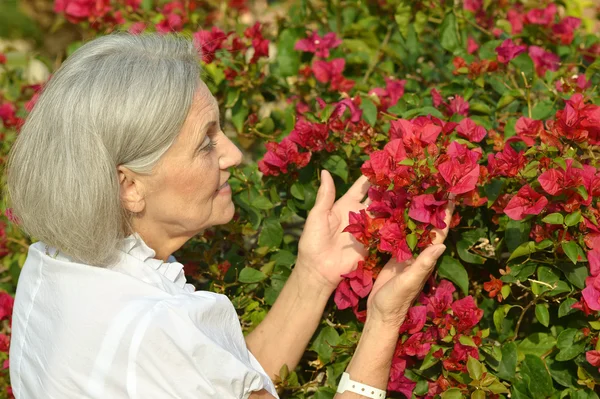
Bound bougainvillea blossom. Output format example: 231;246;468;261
257;139;310;176
504;184;548;220
495;39;527;63
294;31;342;58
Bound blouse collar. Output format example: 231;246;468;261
119;233;190;290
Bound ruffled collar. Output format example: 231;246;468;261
119;233;191;291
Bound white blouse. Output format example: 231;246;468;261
9;234;278;399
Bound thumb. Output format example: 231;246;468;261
394;244;446;291
312;170;336;213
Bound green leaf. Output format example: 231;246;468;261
275;29;302;77
441;388;464;399
457;239;487;264
238;267;267;283
323;155;349;182
310;326;340;363
518;333;556;357
290;182;304;200
506;219;531;253
556;328;586;361
535;303;550;327
231;99;249;133
459;335;477;348
440;12;461;53
558;298;578;318
508;241;536;261
520;355;554;399
547;358;578;388
251;196;274;210
565;210;582;227
360;96;378;126
467;356;484;380
420;345;443;370
542;213;564;225
497;342;517;381
511;52;534;81
438;256;469;295
258;218;283;248
558;261;589;289
561;241;587;264
531;100;556;120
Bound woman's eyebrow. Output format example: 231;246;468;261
195;120;218;149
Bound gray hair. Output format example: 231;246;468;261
6;33;201;266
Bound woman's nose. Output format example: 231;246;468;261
219;133;243;169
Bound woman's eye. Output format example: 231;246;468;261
199;136;217;153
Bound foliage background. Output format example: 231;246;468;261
1;0;600;398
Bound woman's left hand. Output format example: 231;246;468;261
295;170;370;292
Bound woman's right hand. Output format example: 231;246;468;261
366;202;454;329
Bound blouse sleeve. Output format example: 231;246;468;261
127;295;274;399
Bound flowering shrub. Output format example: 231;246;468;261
1;0;600;398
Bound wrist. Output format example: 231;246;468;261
293;258;337;297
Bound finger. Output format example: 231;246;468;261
431;197;456;245
341;174;370;202
312;169;336;213
392;244;446;291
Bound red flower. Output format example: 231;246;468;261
288;119;331;152
483;275;504;301
193;27;228;63
334;279;359;310
438;142;482;195
515;117;544;146
552;17;581;45
467;37;479;54
340;261;374;298
443;342;479;372
456;118;487;143
525;4;557;26
507;9;524;34
312;58;345;83
343;209;384;247
504;184;548;220
294;31;342;58
487;143;527;178
422;280;456;319
390;118;442;146
402;332;432;359
258;138;311;176
399;306;427;334
588;249;600;277
447;96;469;117
582;275;600;311
244;23;269;63
54;0;111;24
528;46;560;77
586;350;600;373
463;0;482;13
369;78;407;109
495;39;527;63
0;334;9;353
379;220;412;261
451;296;483;332
0;292;14;321
0;54;6;64
409;194;448;229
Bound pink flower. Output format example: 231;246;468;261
422;280;456;319
456;118;487;143
582;275;600;311
467;37;479;54
193;27;228;63
54;0;111;24
399;306;427;334
528;46;560;77
128;22;146;35
586;350;600;372
331;98;362;123
402;332;431;359
447;96;469;116
507;9;524;34
487;143;527;178
463;0;482;13
288;119;331;152
244;23;269;63
451;296;483;332
525;4;557;26
552;17;581;45
340;261;374;298
379;220;412;261
258;138;311;176
438;142;482;195
334;279;359;310
408;194;448;229
369;78;407;109
390;118;442;145
312;58;345;83
0;292;14;321
294;31;342;58
504;184;548;220
515;117;544;146
588;249;600;277
495;39;527;63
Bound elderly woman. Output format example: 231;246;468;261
6;34;450;399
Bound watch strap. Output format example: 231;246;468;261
336;372;386;399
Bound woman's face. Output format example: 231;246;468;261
138;82;243;241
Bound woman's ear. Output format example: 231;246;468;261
117;166;146;213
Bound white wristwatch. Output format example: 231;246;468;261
336;372;386;399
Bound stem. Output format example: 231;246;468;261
521;71;532;119
6;237;29;250
362;24;393;84
511;298;536;341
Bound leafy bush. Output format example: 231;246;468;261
1;0;600;398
